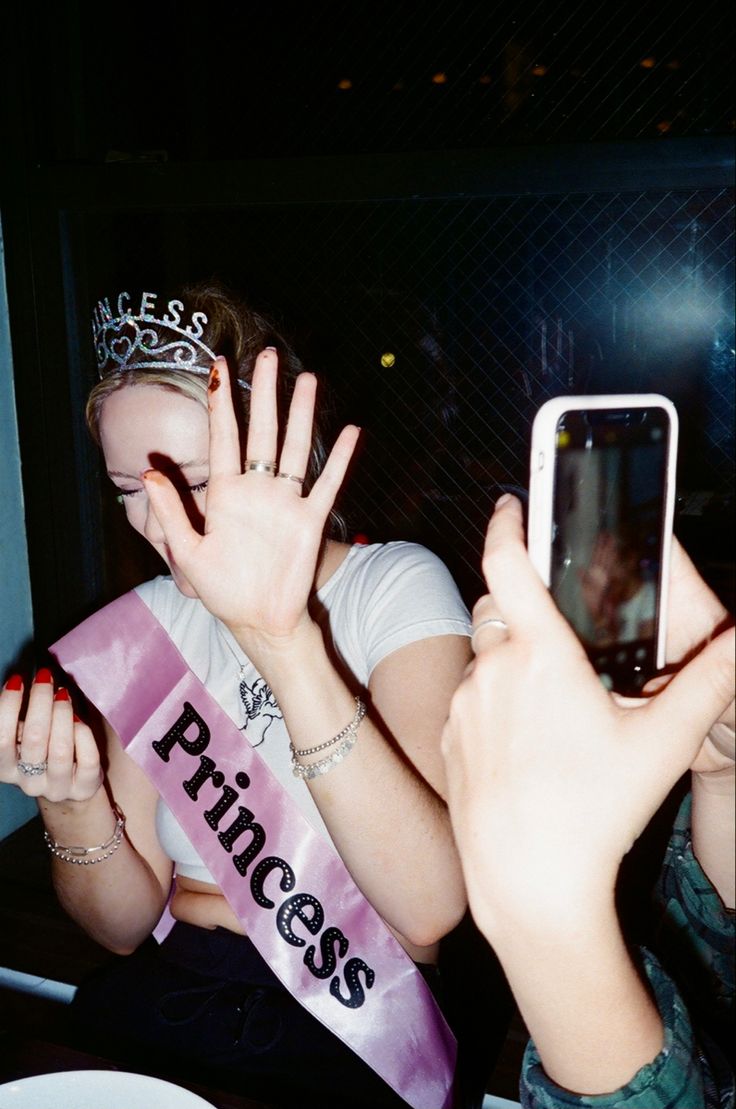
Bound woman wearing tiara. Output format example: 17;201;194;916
0;283;471;1108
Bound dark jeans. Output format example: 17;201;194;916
70;922;443;1109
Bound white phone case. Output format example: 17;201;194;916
527;393;678;671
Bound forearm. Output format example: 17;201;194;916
521;947;713;1109
691;762;735;909
236;621;466;945
480;899;663;1096
38;790;170;953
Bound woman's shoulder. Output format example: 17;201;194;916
333;539;459;587
318;539;466;616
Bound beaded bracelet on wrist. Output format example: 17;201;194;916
290;698;366;758
290;699;366;780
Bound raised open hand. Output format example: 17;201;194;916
142;351;360;650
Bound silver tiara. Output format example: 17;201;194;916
92;292;217;378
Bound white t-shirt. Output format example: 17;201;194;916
135;541;471;884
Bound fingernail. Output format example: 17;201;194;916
34;668;53;685
264;345;277;352
54;688;71;702
4;674;23;692
495;493;512;509
208;364;221;392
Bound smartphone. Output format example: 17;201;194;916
527;394;678;695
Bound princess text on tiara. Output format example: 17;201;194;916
92;291;217;378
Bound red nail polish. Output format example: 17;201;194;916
4;674;23;692
208;364;221;392
34;668;53;685
54;688;71;702
73;713;82;723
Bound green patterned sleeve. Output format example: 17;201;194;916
519;793;734;1109
653;792;734;1049
520;949;711;1109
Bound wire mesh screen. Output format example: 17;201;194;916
45;0;733;164
80;179;734;606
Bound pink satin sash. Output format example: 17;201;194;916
51;590;456;1109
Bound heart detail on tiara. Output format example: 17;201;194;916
110;336;134;364
92;293;247;384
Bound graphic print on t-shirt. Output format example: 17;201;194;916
239;675;282;747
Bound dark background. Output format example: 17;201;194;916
1;0;733;650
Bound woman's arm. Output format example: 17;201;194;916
691;740;735;910
441;495;735;1096
141;352;468;947
40;718;173;953
662;539;735;909
1;673;172;953
248;626;470;947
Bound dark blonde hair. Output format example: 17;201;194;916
86;282;331;504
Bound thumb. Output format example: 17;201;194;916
142;470;201;558
643;627;735;756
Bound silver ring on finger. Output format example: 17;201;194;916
17;756;48;776
245;459;277;475
470;617;509;650
276;471;304;486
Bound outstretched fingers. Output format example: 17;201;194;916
308;424;361;516
244;350;279;469
278;372;318;484
206;356;245;479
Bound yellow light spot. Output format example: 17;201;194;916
656;119;672;133
337;78;353;90
531;65;548;77
431;72;448;85
380;351;396;368
556;430;571;448
639;56;656;69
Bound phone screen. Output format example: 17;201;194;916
550;406;671;693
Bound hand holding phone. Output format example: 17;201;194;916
527;394;678;695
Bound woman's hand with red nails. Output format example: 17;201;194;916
0;672;103;801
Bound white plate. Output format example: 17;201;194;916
0;1069;217;1109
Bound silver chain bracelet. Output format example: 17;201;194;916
290;698;366;758
290;699;367;780
43;804;126;866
